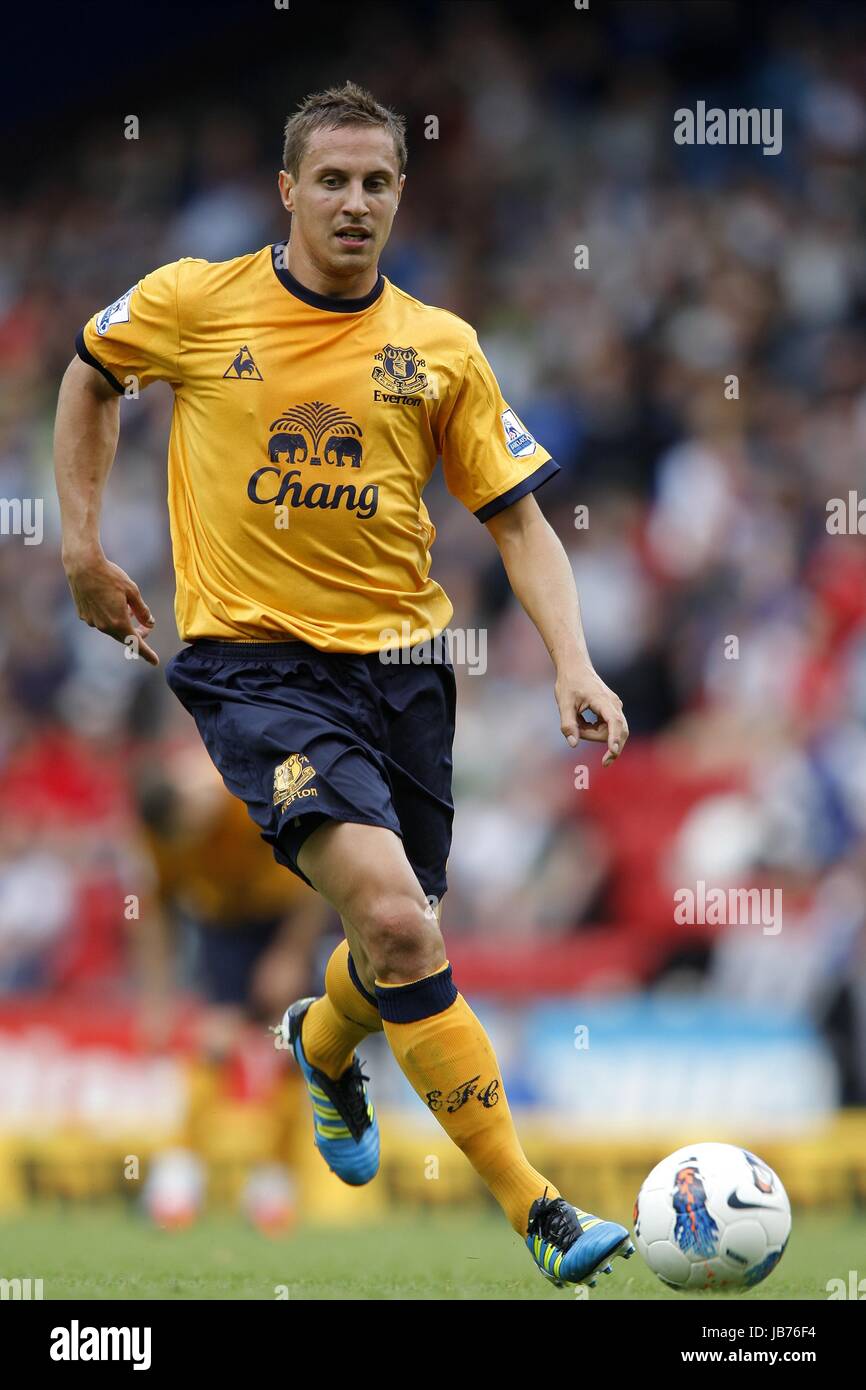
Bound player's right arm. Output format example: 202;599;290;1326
54;355;158;665
54;261;184;667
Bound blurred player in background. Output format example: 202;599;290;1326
133;740;328;1230
55;81;632;1289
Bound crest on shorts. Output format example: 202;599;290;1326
273;752;318;810
372;344;428;396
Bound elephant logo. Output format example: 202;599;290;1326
268;402;363;468
268;432;308;464
372;344;427;396
323;435;362;468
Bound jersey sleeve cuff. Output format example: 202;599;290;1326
75;328;126;395
473;457;561;523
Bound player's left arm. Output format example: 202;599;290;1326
484;493;629;766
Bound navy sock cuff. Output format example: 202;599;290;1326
347;951;379;1009
375;964;458;1023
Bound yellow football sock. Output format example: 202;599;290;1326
376;962;558;1234
301;939;383;1080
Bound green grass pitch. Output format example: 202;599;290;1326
0;1207;861;1299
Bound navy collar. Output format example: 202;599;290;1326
271;242;384;312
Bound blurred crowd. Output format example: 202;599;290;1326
1;3;865;1099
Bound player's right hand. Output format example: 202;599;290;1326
64;551;159;666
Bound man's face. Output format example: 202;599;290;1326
279;124;404;280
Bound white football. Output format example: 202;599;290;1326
633;1142;791;1290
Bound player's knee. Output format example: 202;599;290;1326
358;891;444;983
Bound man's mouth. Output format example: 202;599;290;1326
335;228;371;245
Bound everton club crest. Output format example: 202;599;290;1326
372;344;428;396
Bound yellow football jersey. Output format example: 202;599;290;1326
77;242;559;652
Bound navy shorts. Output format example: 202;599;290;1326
165;639;456;901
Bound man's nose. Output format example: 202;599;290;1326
342;182;370;216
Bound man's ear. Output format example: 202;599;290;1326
278;169;295;213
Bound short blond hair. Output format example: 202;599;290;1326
282;80;407;179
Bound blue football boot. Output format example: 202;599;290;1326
526;1189;635;1288
280;997;379;1186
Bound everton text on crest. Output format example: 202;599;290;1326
372;345;427;404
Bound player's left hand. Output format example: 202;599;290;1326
555;665;629;767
